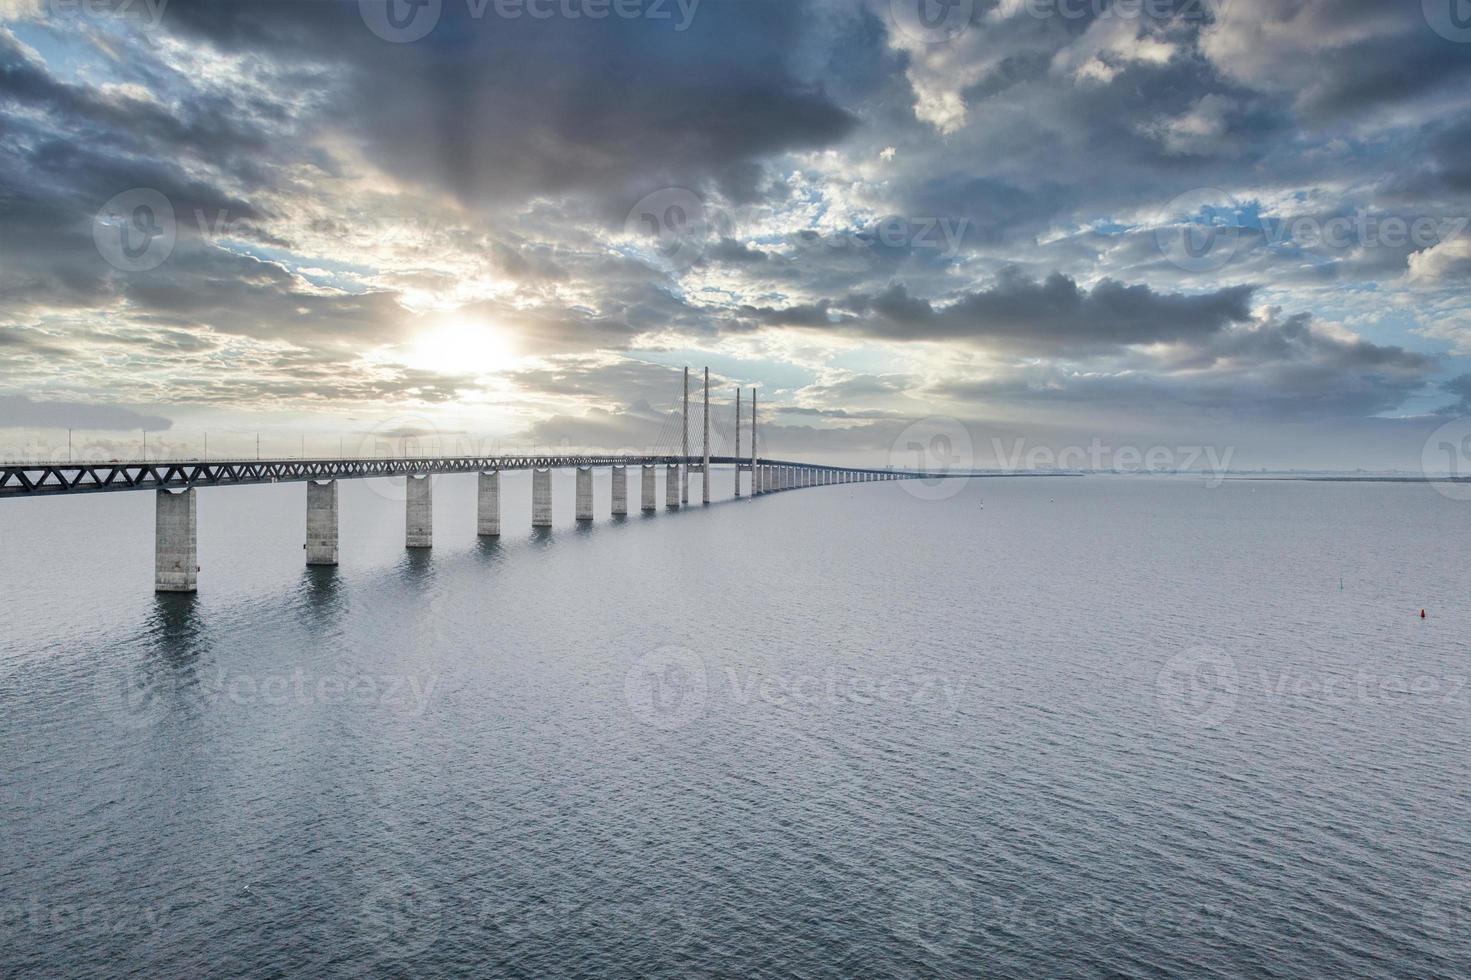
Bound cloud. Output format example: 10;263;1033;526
748;269;1256;354
0;394;173;430
1;0;1468;467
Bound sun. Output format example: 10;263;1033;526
405;319;518;376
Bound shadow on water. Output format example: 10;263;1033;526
529;526;554;549
296;564;347;639
398;548;434;584
301;564;343;607
474;536;506;565
148;591;207;667
116;592;216;728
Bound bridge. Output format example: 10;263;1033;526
0;368;958;592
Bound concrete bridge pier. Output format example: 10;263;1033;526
576;466;594;521
477;471;500;536
611;465;628;516
532;468;552;527
406;474;432;548
641;464;656;512
666;464;680;508
305;480;339;565
155;487;197;592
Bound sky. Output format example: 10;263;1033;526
1;0;1470;471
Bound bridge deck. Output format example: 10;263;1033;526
0;455;931;498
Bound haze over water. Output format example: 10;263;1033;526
2;474;1469;977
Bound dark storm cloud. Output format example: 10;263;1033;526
747;270;1255;354
935;309;1434;421
162;0;857;213
1442;374;1471;415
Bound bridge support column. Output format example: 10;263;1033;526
406;474;432;548
306;480;338;565
155;487;197;592
477;471;501;537
576;466;593;521
532;468;552;527
666;464;680;508
611;465;627;516
641;464;656;512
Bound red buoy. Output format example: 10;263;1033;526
1421;609;1427;619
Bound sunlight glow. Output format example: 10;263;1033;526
405;319;518;376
